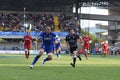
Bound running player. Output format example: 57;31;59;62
101;41;108;57
65;29;82;68
23;31;33;59
82;34;91;60
54;36;61;58
30;26;56;68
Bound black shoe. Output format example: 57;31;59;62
77;56;82;61
70;63;75;68
79;57;82;61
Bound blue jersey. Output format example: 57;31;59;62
39;32;56;53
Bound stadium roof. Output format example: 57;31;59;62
0;0;120;12
0;0;77;12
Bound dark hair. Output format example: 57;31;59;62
68;28;74;32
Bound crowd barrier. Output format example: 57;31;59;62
0;50;67;54
0;50;41;54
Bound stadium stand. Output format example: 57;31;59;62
0;12;79;32
0;0;80;52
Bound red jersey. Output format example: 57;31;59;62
83;36;91;49
102;42;108;51
24;35;32;49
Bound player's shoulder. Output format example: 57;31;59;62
72;33;79;38
41;32;45;34
50;32;54;34
50;32;56;36
66;34;70;38
74;33;79;36
29;35;32;38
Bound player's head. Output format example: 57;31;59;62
56;35;60;41
69;29;74;35
45;26;51;34
85;34;89;37
104;40;107;43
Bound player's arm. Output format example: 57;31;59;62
37;35;43;42
23;37;25;45
88;36;92;43
78;36;83;43
54;40;57;45
81;37;84;46
66;41;70;48
30;37;33;50
65;36;70;48
30;36;33;43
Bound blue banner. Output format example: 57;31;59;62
0;31;68;37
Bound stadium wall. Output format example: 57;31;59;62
0;50;67;54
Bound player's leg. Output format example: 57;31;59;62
54;49;58;58
100;50;103;56
26;47;31;59
56;48;61;58
30;49;44;68
84;49;88;60
77;53;82;61
41;47;54;65
70;47;77;68
25;48;28;59
27;50;30;59
103;50;107;57
41;53;53;65
73;51;78;67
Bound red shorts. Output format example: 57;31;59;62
102;48;107;53
24;44;31;50
84;43;90;50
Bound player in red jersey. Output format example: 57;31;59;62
23;31;33;59
101;41;108;57
82;34;91;60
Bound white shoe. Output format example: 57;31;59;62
30;65;34;69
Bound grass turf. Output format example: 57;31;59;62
0;54;120;80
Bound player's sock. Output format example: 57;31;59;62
58;51;61;57
41;57;51;65
56;53;59;58
27;52;30;59
85;53;88;60
31;55;40;65
44;57;51;62
70;56;76;68
70;63;75;68
73;57;76;65
25;51;27;59
77;55;82;61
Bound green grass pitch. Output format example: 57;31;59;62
0;54;120;80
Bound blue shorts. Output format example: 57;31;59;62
55;46;60;50
41;44;54;53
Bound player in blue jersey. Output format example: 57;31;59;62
30;26;56;68
54;36;61;58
